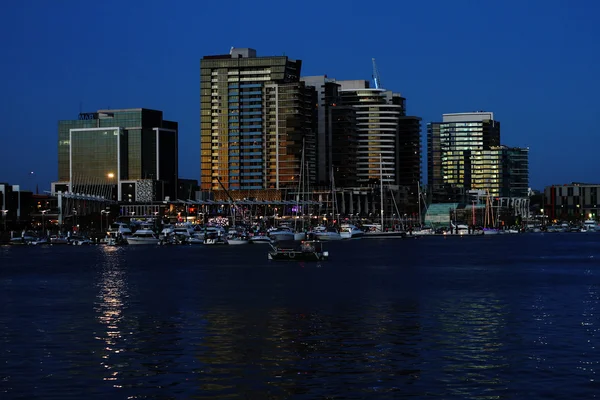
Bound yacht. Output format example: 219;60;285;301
127;226;160;245
268;226;295;242
9;231;37;245
311;226;343;241
203;226;228;245
339;224;364;239
248;233;273;244
49;234;69;244
583;220;598;232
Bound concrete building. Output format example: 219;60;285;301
0;183;31;225
54;108;178;202
544;182;600;221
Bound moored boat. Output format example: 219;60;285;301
339;224;364;239
268;240;329;262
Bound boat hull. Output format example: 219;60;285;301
227;239;249;245
268;251;328;262
126;238;160;245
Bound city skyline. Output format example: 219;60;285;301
1;0;599;191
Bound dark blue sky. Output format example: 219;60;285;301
1;0;598;192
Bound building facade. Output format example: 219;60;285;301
428;112;501;202
337;80;406;187
200;48;314;195
55;108;178;202
544;183;600;221
300;75;343;186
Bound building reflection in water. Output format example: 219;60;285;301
430;292;508;399
94;245;128;389
192;298;423;397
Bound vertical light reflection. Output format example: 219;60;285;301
579;276;599;382
94;245;128;388
433;294;508;398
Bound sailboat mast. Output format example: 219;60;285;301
295;138;304;232
380;153;384;231
417;181;422;228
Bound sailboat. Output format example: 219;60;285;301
483;191;500;235
312;167;342;241
293;139;307;241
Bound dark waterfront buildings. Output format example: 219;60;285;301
544;182;600;221
54;108;178;202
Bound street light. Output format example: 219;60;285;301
1;210;7;231
101;210;110;234
41;209;49;235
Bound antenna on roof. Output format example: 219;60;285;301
372;58;382;89
229;46;234;55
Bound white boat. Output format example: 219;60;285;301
187;232;205;244
9;231;37;245
49;234;69;244
339;224;364;239
227;238;249;245
203;226;228;245
583;220;598;232
69;236;92;245
268;226;295;242
107;222;132;237
312;226;343;241
126;228;160;245
482;228;501;235
249;234;273;244
30;237;49;245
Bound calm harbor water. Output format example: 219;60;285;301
1;233;600;399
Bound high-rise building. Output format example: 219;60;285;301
54;108;178;202
503;146;529;197
330;105;358;188
337;81;403;187
300;76;343;186
200;48;314;195
397;116;423;204
427;112;500;202
264;81;317;190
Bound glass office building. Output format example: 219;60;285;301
55;108;178;201
427;112;500;202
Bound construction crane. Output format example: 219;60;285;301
372;58;381;89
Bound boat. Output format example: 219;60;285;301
482;191;500;235
203;226;228;245
311;225;343;241
268;240;329;262
248;234;273;244
126;226;160;245
69;235;92;245
268;226;295;242
30;237;50;245
187;232;205;245
49;234;69;244
9;231;37;245
339;223;365;239
227;237;249;245
583;220;598;232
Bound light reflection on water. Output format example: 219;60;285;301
1;234;600;398
95;245;128;388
